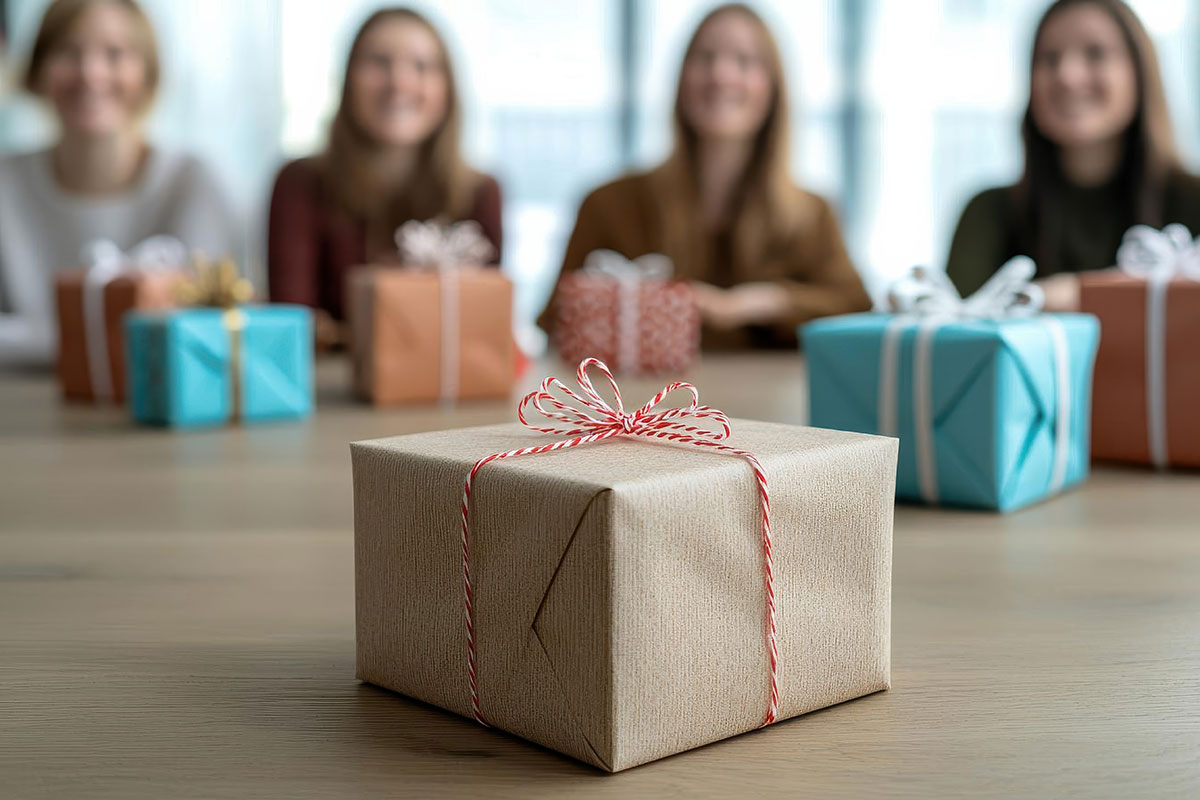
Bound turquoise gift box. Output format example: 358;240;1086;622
124;305;313;427
802;312;1100;511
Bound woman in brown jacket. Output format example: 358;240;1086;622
540;3;870;349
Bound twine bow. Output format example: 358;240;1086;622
1117;224;1200;280
460;357;779;728
396;219;495;269
175;256;254;309
885;256;1044;320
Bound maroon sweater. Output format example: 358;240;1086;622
267;157;503;320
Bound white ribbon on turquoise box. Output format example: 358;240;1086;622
877;257;1071;505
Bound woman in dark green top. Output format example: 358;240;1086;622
946;0;1200;306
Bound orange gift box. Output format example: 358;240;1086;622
348;267;515;405
55;270;178;403
1080;271;1200;467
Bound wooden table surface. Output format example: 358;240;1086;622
2;355;1198;799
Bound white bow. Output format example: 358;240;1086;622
80;236;186;403
581;249;673;281
1116;224;1200;280
82;236;188;281
885;256;1044;320
395;220;495;270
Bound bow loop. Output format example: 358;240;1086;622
883;264;961;316
885;256;1044;320
396;220;495;270
961;256;1043;318
1117;224;1200;280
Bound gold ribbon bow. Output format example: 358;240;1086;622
175;255;255;308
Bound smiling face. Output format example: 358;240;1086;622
346;16;450;148
1030;3;1139;149
679;10;775;145
36;1;152;137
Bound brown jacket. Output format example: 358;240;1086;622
539;171;871;349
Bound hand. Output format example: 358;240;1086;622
692;282;792;330
691;283;739;330
1034;274;1080;312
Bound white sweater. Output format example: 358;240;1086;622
0;148;241;366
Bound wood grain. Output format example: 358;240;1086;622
2;355;1198;799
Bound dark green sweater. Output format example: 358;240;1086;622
945;170;1200;296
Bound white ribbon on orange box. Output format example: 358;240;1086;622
878;257;1070;504
80;236;187;403
395;220;496;404
580;249;673;375
1115;224;1200;469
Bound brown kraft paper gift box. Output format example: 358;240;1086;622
351;420;896;771
1080;272;1200;466
348;267;515;405
56;271;178;403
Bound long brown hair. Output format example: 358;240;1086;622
321;8;479;247
649;3;802;280
24;0;159;108
1016;0;1181;270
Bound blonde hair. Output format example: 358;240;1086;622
24;0;159;106
650;3;802;279
321;7;480;243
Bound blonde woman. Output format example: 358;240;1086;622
267;7;502;343
541;3;870;349
0;0;239;366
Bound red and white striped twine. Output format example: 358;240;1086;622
460;357;779;728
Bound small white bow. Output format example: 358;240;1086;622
395;220;495;269
1116;224;1200;280
581;249;673;281
82;236;188;281
884;256;1044;320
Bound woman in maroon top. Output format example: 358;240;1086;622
268;7;502;345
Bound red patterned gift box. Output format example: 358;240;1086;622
552;250;699;375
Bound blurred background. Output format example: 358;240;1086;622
2;0;1199;345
